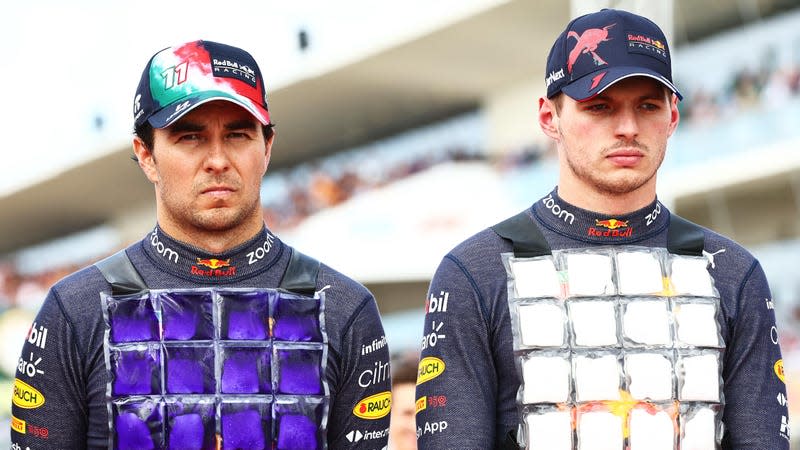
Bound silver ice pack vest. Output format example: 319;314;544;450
494;213;724;450
95;249;328;450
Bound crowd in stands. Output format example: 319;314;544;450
680;59;800;126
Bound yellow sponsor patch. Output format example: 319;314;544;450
415;397;427;414
774;359;785;383
417;357;445;385
353;391;392;420
10;415;25;434
12;378;45;409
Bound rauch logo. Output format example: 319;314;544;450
353;391;392;420
416;357;445;385
774;359;785;383
13;378;45;409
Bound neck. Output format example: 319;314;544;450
157;216;265;254
556;178;657;215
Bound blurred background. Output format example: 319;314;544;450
1;0;798;447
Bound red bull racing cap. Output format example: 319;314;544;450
133;40;271;129
545;9;682;101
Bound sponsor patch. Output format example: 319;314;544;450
345;427;388;443
425;291;449;314
416;395;446;414
358;360;390;388
361;336;387;356
421;321;446;350
27;423;48;439
774;359;785;383
542;193;575;225
209;49;258;87
588;218;633;238
417;420;449;438
27;322;48;349
11;415;25;434
417;357;445;385
13;378;45;409
353;391;392;420
626;31;668;61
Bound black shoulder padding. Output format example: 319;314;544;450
279;248;320;296
667;214;706;256
94;250;149;295
492;211;552;258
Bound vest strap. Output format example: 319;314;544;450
492;211;552;258
94;250;148;296
666;214;706;256
278;248;320;296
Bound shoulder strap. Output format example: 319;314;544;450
491;211;552;258
94;250;149;295
279;248;320;296
667;213;706;256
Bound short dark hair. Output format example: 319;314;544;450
132;122;275;161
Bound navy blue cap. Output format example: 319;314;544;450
545;9;682;101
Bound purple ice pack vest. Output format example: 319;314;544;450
95;249;328;450
494;213;725;450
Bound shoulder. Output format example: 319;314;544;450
690;221;761;273
677;218;766;297
440;216;517;275
50;263;111;306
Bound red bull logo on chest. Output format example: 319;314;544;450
588;219;633;238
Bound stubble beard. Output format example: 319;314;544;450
560;127;664;196
160;180;262;235
188;197;260;232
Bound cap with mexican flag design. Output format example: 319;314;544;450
133;40;271;129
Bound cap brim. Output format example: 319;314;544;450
147;91;271;128
561;66;683;102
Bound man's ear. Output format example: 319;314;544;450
132;137;159;184
538;97;560;141
263;131;275;172
667;93;680;137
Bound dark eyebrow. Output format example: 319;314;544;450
225;119;259;131
166;121;205;134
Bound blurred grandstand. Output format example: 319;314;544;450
1;0;799;446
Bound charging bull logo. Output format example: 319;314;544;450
196;258;230;269
595;219;628;230
568;23;615;73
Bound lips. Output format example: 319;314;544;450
606;150;644;167
201;185;234;194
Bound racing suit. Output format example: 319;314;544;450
416;189;789;449
11;225;391;449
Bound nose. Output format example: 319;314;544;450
614;107;640;141
203;138;231;173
